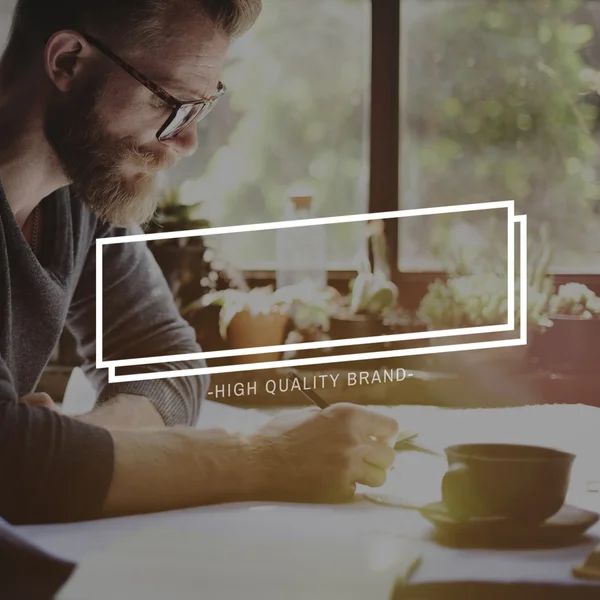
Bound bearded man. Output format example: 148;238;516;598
0;0;399;526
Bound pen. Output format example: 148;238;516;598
285;370;330;409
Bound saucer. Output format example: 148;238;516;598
420;501;600;548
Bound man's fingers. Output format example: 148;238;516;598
328;404;399;442
20;392;52;405
362;441;396;471
354;463;387;488
360;411;399;443
20;393;60;412
348;442;395;489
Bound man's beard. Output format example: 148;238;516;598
43;75;173;228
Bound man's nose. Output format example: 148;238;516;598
167;125;199;158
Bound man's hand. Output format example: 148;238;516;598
248;403;399;503
20;392;61;413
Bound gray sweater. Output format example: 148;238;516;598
0;182;209;524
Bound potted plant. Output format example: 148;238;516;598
274;282;344;362
417;238;555;373
192;287;293;364
530;283;600;374
329;220;400;346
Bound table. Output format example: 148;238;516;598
16;402;600;599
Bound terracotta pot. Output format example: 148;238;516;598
329;315;389;354
227;310;291;364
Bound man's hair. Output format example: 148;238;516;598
0;0;261;83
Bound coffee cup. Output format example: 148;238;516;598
441;443;575;524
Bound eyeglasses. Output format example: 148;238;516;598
79;33;226;141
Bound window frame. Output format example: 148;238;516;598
369;0;399;279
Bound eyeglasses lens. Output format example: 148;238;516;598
159;100;219;141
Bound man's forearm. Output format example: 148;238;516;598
102;427;262;517
75;394;165;429
99;403;399;519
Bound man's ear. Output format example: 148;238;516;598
44;31;93;93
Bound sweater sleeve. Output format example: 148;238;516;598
0;355;114;525
66;222;210;427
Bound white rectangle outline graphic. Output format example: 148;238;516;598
95;201;522;381
97;201;515;367
105;215;525;383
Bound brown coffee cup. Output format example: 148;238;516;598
441;443;575;524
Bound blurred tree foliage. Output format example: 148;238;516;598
402;0;600;269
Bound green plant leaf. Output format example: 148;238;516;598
565;24;594;47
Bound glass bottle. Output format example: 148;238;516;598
275;190;327;290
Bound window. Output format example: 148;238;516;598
170;0;372;270
398;0;600;276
